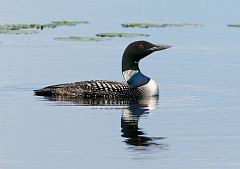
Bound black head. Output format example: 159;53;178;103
122;41;171;71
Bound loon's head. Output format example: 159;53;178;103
122;41;171;90
122;41;171;71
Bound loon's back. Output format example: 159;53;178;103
35;80;141;98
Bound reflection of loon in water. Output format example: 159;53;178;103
38;95;167;148
121;96;166;147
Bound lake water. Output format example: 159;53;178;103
0;0;240;169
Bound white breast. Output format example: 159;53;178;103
137;79;159;96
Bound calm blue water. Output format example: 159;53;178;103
0;0;240;169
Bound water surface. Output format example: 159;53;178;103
0;0;240;169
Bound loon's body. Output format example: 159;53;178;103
35;41;171;98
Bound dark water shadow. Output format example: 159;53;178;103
121;97;167;149
36;95;168;149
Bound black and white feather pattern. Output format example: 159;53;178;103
35;80;142;98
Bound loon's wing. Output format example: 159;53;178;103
34;80;137;98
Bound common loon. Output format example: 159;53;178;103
34;41;171;98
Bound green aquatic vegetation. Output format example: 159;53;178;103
0;20;88;34
0;24;29;30
96;33;149;38
0;24;36;34
121;23;201;28
227;24;240;28
54;36;111;42
29;21;89;29
0;29;38;34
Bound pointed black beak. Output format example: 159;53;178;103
148;44;172;52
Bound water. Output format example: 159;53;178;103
1;0;240;169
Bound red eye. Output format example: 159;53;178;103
138;44;144;48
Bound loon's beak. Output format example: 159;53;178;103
148;44;172;52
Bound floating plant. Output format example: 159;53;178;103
0;29;38;34
96;33;149;38
0;20;89;34
227;24;240;28
54;36;111;42
28;21;89;29
121;23;201;28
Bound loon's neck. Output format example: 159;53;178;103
122;53;150;88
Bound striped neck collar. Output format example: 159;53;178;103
123;70;150;88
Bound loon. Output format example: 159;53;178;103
34;41;171;98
